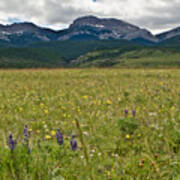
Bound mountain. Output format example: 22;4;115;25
2;16;180;46
58;16;158;43
156;27;180;41
0;16;159;46
0;22;59;46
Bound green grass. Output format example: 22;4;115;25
0;69;180;179
72;48;180;68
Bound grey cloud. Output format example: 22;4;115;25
132;0;180;32
43;1;89;24
0;0;180;34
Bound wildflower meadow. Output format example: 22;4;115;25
0;69;180;179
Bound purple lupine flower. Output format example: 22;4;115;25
24;125;30;154
8;134;16;151
132;110;136;117
70;135;77;151
24;125;30;138
56;129;63;145
124;109;128;117
27;147;31;154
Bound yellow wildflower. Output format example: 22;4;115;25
77;107;81;112
45;135;51;140
19;107;23;112
107;100;112;105
44;109;49;114
126;134;130;139
36;130;40;134
82;95;88;99
61;106;66;110
171;106;175;113
51;130;56;136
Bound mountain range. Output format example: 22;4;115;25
0;15;180;68
1;15;180;45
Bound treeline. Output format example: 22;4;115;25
0;38;180;68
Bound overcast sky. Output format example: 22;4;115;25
0;0;180;34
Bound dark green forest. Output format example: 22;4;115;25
0;37;180;68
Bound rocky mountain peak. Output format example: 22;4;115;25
157;27;180;41
70;15;138;30
0;22;39;33
60;15;158;42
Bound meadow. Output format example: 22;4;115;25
0;69;180;179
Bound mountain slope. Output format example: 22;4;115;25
157;27;180;41
32;39;142;60
58;16;158;42
71;47;180;68
0;22;59;46
158;35;180;51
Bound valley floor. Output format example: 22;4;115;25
0;69;180;179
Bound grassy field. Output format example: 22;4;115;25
0;69;180;179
